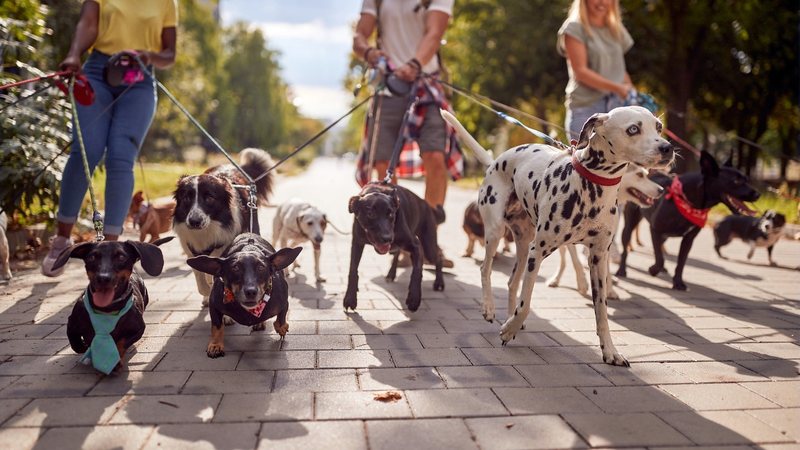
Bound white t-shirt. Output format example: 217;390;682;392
361;0;454;74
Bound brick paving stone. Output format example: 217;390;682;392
107;394;221;425
317;349;393;368
588;362;689;386
578;386;692;413
0;373;99;398
0;339;68;356
357;367;445;390
88;371;190;396
417;333;493;348
0;427;40;448
0;355;79;376
143;423;260;449
273;369;357;392
257;420;367;450
315;391;412;419
182;370;274;394
366;418;479;450
493;387;602;415
466;415;588;449
515;363;611;387
37;425;153;450
734;359;800;380
352;334;422;350
662;361;768;383
563;412;692;447
746;408;800;442
462;347;544;365
659;383;779;410
7;396;122;427
279;335;351;350
740;380;800;407
437;365;529;388
236;350;316;370
405;388;508;418
0;376;19;392
0;398;30;425
658;410;793;445
390;348;471;367
482;331;560;347
154;351;242;371
214;392;313;422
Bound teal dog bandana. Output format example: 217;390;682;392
79;289;134;374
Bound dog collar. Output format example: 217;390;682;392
224;277;273;317
665;176;709;227
571;155;622;186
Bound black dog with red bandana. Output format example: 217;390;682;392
187;233;301;358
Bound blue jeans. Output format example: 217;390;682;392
565;94;624;142
57;51;157;236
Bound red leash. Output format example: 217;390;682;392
0;70;71;91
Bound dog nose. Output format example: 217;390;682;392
314;236;323;244
379;233;392;244
96;272;113;284
243;286;258;299
188;217;202;228
658;143;673;155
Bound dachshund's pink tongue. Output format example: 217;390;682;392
92;288;115;308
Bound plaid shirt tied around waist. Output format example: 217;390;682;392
356;76;463;187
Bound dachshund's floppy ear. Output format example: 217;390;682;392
348;196;360;214
576;113;609;149
269;247;303;272
125;241;166;276
186;255;225;277
50;242;96;272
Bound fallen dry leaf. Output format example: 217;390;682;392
505;423;515;429
373;391;402;402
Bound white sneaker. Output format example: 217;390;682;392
41;235;73;277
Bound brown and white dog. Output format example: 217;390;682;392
128;191;176;243
462;200;514;258
173;148;274;306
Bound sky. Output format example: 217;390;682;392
220;0;364;121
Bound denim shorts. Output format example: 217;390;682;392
565;94;624;142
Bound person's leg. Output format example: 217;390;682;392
368;96;405;183
418;105;451;267
43;54;113;276
102;79;157;239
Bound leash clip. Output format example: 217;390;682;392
92;211;105;242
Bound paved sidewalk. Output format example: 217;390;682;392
1;157;799;449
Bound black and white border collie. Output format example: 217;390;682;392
173;148;274;305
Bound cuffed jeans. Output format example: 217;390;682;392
565;94;624;142
57;51;157;236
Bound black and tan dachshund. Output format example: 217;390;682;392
345;182;445;312
187;233;301;358
53;237;172;373
617;151;759;290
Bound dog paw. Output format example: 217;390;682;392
252;321;267;331
274;321;289;337
223;316;235;326
647;265;662;276
343;294;358;312
433;278;445;291
546;277;559;288
206;343;225;358
406;295;421;312
499;326;518;345
481;303;496;322
315;276;327;283
607;287;620;300
202;296;210;307
672;280;688;291
602;348;630;367
615;267;627;278
769;261;777;267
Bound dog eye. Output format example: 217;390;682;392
204;194;214;203
637;172;644;178
307;221;313;226
626;125;640;136
116;254;126;262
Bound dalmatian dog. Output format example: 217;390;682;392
441;106;674;366
273;198;329;283
546;164;665;299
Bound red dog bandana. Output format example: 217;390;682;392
665;176;709;227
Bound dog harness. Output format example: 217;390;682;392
665;176;709;227
571;155;622;186
80;289;134;375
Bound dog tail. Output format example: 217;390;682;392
240;148;274;203
440;109;494;167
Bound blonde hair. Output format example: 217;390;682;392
566;0;623;40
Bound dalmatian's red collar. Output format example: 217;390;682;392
571;155;622;187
